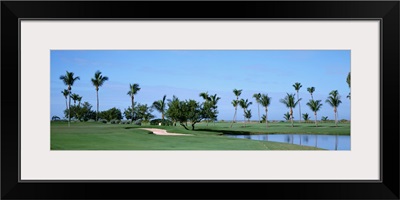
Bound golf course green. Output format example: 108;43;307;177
51;121;350;150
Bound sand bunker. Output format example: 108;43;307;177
140;128;193;136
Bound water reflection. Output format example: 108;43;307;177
225;134;350;150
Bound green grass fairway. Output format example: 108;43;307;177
50;121;350;150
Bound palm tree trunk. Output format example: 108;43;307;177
65;98;68;111
257;103;260;123
131;96;134;123
96;90;99;121
314;112;318;127
230;107;237;128
265;109;268;129
290;108;294;127
244;109;246;127
297;91;301;123
334;108;337;127
68;89;71;127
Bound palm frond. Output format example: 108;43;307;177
293;82;302;91
233;89;242;97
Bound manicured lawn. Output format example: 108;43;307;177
50;121;346;150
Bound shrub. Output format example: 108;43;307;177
150;119;173;126
87;119;96;123
99;119;107;124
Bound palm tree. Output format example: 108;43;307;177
244;109;252;123
239;99;252;127
325;90;342;127
280;93;301;127
231;89;242;127
59;71;80;126
209;94;221;125
127;83;141;123
307;87;315;100
70;93;79;106
302;113;310;122
152;95;167;121
91;70;109;121
346;72;351;99
293;82;303;123
61;89;70;111
166;95;180;126
306;100;323;127
230;100;239;128
253;93;261;123
283;112;291;121
199;92;211;125
259;94;271;129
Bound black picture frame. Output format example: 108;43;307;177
2;1;399;199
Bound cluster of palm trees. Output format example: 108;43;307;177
230;76;348;129
279;82;344;127
230;89;272;128
60;70;144;126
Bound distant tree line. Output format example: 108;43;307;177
57;70;350;130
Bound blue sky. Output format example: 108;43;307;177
51;50;351;121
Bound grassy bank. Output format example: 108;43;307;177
50;121;339;150
193;121;350;135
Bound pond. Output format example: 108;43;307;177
225;134;350;150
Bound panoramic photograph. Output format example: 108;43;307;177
51;50;351;150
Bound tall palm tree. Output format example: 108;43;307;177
59;71;80;126
230;100;239;128
253;93;261;123
280;93;301;127
209;94;221;125
231;89;242;126
70;93;79;106
239;99;252;127
127;83;141;123
307;87;315;100
346;72;351;99
91;70;109;121
293;82;302;123
326;90;342;127
259;94;271;129
152;95;167;121
306;99;323;127
61;89;70;111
